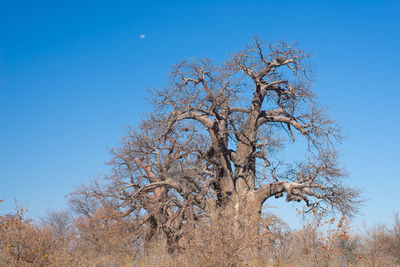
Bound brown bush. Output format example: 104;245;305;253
1;204;400;267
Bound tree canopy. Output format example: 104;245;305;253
70;37;361;254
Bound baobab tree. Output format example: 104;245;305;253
72;38;360;257
150;37;360;224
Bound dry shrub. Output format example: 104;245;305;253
136;215;255;266
63;208;143;266
134;212;287;266
358;219;400;267
0;205;143;267
0;207;52;266
258;209;362;267
179;217;260;266
2;204;400;267
385;213;400;263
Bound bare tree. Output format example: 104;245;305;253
72;37;361;258
70;118;210;253
152;37;359;222
40;210;73;237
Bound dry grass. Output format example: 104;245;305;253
1;206;399;266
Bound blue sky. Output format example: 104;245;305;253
1;0;399;229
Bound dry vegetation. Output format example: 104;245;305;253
2;38;395;266
1;204;399;266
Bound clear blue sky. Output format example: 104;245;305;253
1;0;399;229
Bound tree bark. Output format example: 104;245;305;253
209;190;262;262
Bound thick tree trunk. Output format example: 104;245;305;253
210;191;262;262
233;192;261;244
